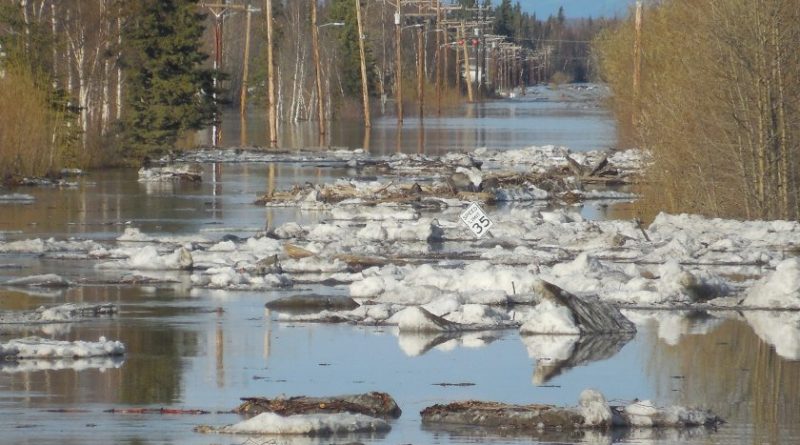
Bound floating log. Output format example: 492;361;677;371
235;392;402;419
284;244;315;259
265;294;360;312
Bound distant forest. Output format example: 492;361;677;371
0;0;612;176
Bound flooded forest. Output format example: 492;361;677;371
1;1;800;445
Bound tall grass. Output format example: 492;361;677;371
0;62;69;180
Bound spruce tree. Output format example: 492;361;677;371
329;0;376;98
120;0;217;160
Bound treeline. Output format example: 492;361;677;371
0;0;613;177
0;0;217;177
596;0;800;220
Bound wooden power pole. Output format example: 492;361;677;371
395;2;403;124
311;0;325;136
460;22;474;103
265;0;277;148
417;18;424;120
355;0;371;128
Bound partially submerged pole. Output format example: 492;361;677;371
355;0;371;128
311;0;325;136
394;2;403;124
239;3;253;145
460;22;474;103
265;0;277;148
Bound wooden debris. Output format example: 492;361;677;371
265;294;360;312
284;244;315;259
421;390;723;431
105;408;210;415
234;392;402;419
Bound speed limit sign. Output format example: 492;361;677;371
460;202;494;238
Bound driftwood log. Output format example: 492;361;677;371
265;294;360;312
235;392;402;419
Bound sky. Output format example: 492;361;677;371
514;0;634;18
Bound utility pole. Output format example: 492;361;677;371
417;18;424;120
395;2;403;124
240;3;256;145
460;22;474;102
632;0;642;127
435;0;442;115
355;0;371;128
265;0;277;148
311;0;325;136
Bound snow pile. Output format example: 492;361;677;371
0;336;125;359
742;258;800;308
206;412;389;435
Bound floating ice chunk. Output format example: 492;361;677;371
272;222;307;239
117;228;153;242
387;307;462;332
138;164;201;182
0;193;35;203
578;389;612;427
205;412;390;435
520;300;581;335
624;400;659;426
743;258;800;308
331;205;418;221
98;245;193;270
0;336;125;359
5;274;71;288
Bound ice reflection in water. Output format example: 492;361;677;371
0;284;800;444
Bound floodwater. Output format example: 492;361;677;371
1;87;799;445
200;84;618;154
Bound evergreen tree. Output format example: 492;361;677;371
494;0;515;38
120;0;217;160
329;0;376;98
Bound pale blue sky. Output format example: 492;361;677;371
514;0;633;18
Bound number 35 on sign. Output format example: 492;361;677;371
460;202;494;238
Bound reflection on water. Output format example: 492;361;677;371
0;164;344;241
1;285;800;444
201;87;617;155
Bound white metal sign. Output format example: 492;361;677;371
460;202;493;238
